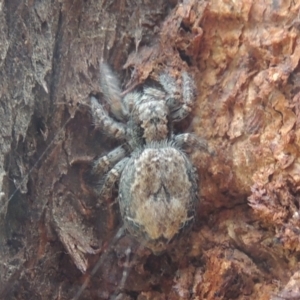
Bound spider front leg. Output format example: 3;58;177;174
95;157;130;198
170;72;196;122
99;62;127;121
174;133;211;154
159;73;181;110
90;96;127;140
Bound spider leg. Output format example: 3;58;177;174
90;96;127;140
95;157;130;198
143;87;166;100
170;72;196;122
174;133;211;154
159;73;181;110
91;146;127;176
100;62;127;121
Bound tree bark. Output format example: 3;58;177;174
1;0;300;299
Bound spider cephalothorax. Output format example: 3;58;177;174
90;63;208;253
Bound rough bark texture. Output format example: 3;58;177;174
1;0;300;299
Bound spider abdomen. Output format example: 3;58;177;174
119;143;198;254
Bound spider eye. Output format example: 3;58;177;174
150;117;160;124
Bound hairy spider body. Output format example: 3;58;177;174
90;63;207;253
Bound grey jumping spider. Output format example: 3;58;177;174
90;63;208;254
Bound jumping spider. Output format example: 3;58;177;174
90;63;208;254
